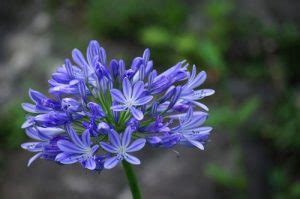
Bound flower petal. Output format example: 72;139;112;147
87;40;101;66
186;138;204;150
111;105;127;111
25;128;42;140
108;129;121;147
22;103;49;113
65;124;84;147
100;142;118;153
27;152;42;167
189;71;206;89
122;77;132;99
104;156;120;169
134;96;153;106
110;89;126;103
72;48;88;69
127;138;146;152
130;107;144;120
189;101;209;111
21;118;35;129
37;127;65;137
56;153;82;164
122;127;132;147
132;81;144;100
191;89;215;100
57;140;83;153
21;142;43;152
28;89;47;104
81;130;91;146
124;154;141;165
83;157;96;170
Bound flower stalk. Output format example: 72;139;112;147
122;161;142;199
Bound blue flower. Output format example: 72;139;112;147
110;77;153;120
171;107;212;150
141;116;170;133
56;124;99;170
148;61;189;95
49;59;85;96
147;133;181;148
21;40;214;171
131;49;153;83
33;111;70;127
22;89;60;114
100;127;146;169
61;98;82;114
21;126;65;166
179;65;215;111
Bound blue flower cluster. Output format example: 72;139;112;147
21;40;214;170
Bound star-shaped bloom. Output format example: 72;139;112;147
171;107;212;150
56;124;99;170
179;65;215;111
110;78;153;120
100;127;146;169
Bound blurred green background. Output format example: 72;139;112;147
0;0;299;198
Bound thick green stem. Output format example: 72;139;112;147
122;161;142;199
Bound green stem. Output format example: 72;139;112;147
122;161;142;199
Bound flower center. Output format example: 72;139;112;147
83;147;93;159
125;99;134;107
117;146;126;155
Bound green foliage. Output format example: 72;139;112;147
86;0;186;39
0;101;25;149
204;163;247;190
208;97;261;131
139;0;236;77
140;26;171;47
270;168;300;199
264;93;300;149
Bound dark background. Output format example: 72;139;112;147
0;0;299;198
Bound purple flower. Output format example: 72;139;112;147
147;133;181;148
100;127;146;169
110;78;153;120
171;107;212;150
21;40;215;171
87;102;105;119
61;98;82;113
22;89;60;114
141;116;170;133
56;124;99;170
33;111;70;127
21;127;65;166
149;61;189;94
179;65;215;111
131;49;153;83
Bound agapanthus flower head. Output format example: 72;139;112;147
21;40;214;171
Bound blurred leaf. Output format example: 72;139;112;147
290;182;300;198
0;101;26;149
204;163;247;190
140;27;171;47
174;34;199;56
208;97;260;131
236;97;260;125
86;0;186;38
197;40;226;73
